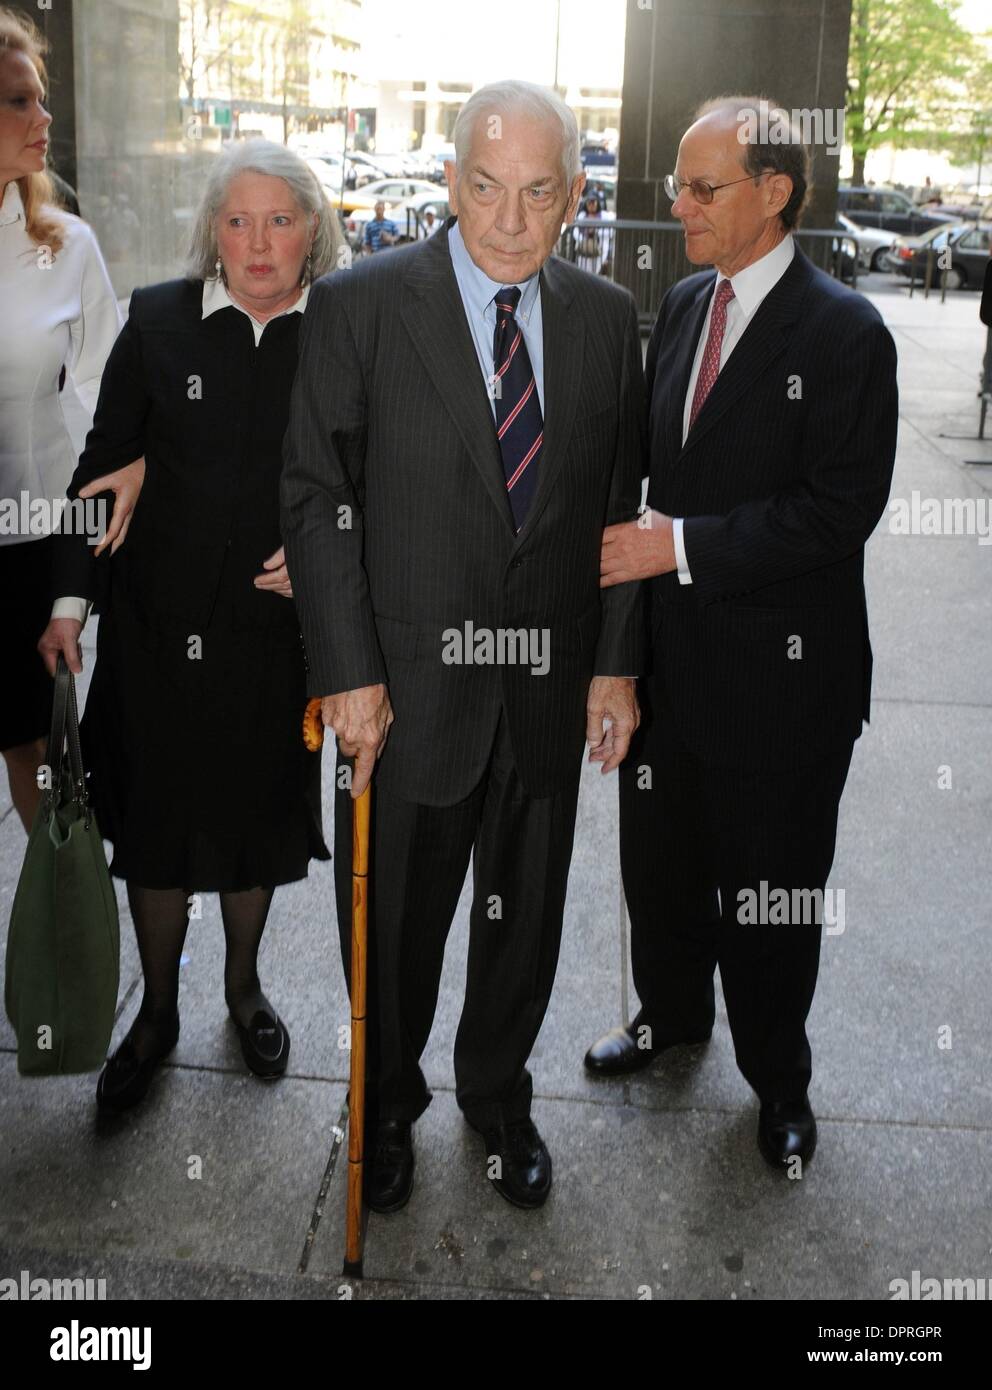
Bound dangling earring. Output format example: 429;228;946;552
300;250;312;287
215;256;225;284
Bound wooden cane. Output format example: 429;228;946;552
303;699;370;1276
343;780;371;1277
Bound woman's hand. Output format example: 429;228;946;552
38;617;84;677
78;456;146;557
254;546;293;598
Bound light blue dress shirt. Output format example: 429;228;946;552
447;218;545;418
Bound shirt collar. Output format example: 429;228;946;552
717;232;794;319
0;180;25;228
447;218;541;327
201;275;309;330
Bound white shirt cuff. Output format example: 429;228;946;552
51;597;91;626
672;517;692;585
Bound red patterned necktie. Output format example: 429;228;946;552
492;286;542;531
688;278;735;431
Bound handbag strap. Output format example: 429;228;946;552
44;655;88;814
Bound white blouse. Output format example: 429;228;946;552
0;179;123;549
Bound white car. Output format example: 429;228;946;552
348;190;452;249
348;178;442;211
837;213;895;272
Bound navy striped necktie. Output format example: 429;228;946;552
492;286;543;532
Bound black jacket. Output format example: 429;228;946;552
280;218;646;806
54;277;303;641
645;246;899;770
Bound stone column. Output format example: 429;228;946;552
617;0;853;234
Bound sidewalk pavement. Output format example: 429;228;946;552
1;274;989;1301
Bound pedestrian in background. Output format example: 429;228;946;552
572;190;613;275
363;198;399;253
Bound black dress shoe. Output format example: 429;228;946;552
468;1116;552;1209
584;1019;712;1076
232;1007;290;1078
758;1096;817;1169
96;1015;180;1113
366;1119;414;1214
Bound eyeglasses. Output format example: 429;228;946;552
664;171;770;205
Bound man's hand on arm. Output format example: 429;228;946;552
321;684;394;798
253;546;293;598
600;510;677;586
586;676;640;774
79;455;146;556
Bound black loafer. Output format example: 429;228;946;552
96;1015;180;1113
584;1020;712;1076
758;1096;817;1170
366;1119;414;1214
233;1008;290;1078
468;1116;552;1209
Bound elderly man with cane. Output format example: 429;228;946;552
282;79;645;1212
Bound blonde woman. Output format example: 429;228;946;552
0;7;133;830
39;141;343;1110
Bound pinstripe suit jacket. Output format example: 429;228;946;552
645;245;899;771
280;217;645;805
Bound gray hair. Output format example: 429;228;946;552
452;80;581;185
692;95;812;230
184;138;345;282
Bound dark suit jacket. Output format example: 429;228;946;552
280;217;645;806
645;244;899;771
53;278;303;642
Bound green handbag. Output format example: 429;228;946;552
5;655;120;1075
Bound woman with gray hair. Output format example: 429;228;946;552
38;139;343;1111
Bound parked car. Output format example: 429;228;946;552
346;177;441;212
358;152;413;179
837;213;893;272
347;190;452;249
837;186;959;236
887;222;991;290
347;152;390;186
927;200;983;221
305;153;368;196
580;141;617;173
423;144;457;183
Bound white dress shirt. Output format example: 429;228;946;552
447;218;544;417
0;179;123;550
52;277;310;627
672;233;795;583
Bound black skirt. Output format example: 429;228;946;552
0;536;56;753
79;557;331;892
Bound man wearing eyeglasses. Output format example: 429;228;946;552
584;96;898;1172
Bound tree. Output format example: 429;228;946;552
179;0;265;106
846;0;976;184
275;1;312;145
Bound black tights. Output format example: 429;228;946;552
123;884;276;1059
